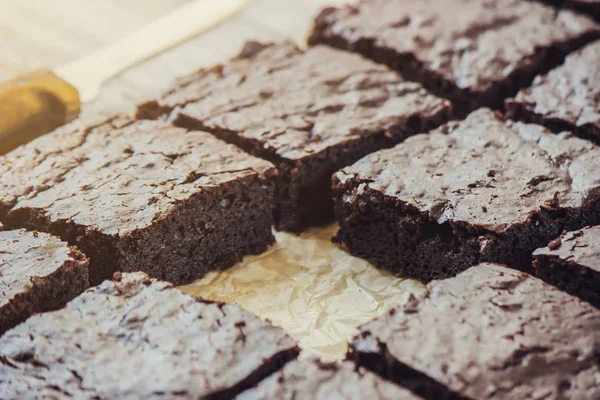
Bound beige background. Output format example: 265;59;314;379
0;0;345;115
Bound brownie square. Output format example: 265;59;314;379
309;0;600;116
533;226;600;308
238;359;422;400
0;272;299;399
349;264;600;400
0;229;88;335
506;39;600;144
1;118;276;285
137;41;451;232
333;108;600;282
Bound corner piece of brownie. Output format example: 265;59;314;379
237;358;422;400
506;39;600;143
0;229;89;335
533;225;600;308
333;108;600;282
349;263;600;400
1;118;276;285
309;0;600;116
137;41;451;232
0;272;299;399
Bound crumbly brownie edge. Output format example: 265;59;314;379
7;173;275;286
333;180;481;282
533;254;600;308
174;104;451;233
119;173;276;285
308;7;600;117
0;247;89;335
333;172;600;282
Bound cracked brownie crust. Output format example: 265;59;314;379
0;229;88;335
0;115;131;222
309;0;600;116
137;41;451;232
333;108;600;282
349;264;600;400
0;272;299;399
237;359;422;400
534;225;600;308
506;39;600;143
1;118;276;285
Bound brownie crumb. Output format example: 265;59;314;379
547;238;562;250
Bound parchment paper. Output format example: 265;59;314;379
180;225;426;361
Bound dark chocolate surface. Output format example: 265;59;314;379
309;0;600;115
1;118;276;284
0;229;89;335
0;272;299;399
507;39;600;143
237;359;422;400
334;108;600;281
137;41;451;231
350;263;600;399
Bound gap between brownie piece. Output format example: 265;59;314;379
308;0;600;117
506;39;600;144
533;226;600;308
333;108;600;282
1;117;276;286
137;41;452;233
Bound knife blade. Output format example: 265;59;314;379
0;0;250;155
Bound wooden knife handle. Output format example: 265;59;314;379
0;69;80;155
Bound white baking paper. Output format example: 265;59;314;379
179;224;426;361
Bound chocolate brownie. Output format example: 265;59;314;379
0;229;88;335
309;0;600;116
506;39;600;143
333;108;600;282
137;41;451;232
0;272;299;399
237;359;422;400
533;226;600;308
1;118;276;285
349;263;600;400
